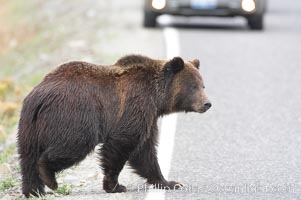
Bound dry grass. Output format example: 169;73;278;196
0;176;16;192
0;0;35;55
0;1;41;145
0;79;21;144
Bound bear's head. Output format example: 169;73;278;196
161;57;211;114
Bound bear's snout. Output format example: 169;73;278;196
203;100;212;110
198;99;211;113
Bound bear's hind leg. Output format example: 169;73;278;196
38;145;93;190
37;153;58;190
99;137;138;193
20;155;45;198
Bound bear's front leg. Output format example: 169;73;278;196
99;136;138;193
128;123;183;190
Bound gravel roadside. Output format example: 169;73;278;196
1;0;165;199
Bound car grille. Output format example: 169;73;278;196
167;0;242;9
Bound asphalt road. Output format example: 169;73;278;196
164;0;301;199
59;0;301;200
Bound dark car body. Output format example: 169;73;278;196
144;0;267;30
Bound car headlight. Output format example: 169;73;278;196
152;0;166;10
241;0;256;12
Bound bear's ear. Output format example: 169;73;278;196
190;59;200;69
165;57;184;74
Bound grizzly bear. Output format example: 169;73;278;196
17;55;211;197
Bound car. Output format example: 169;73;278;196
143;0;267;30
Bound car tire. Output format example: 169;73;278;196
247;14;264;30
143;10;158;28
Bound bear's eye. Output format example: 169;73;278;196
203;86;205;89
192;84;198;90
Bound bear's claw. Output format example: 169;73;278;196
165;181;184;190
105;183;127;193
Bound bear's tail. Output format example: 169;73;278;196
17;98;45;197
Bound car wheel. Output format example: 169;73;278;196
143;10;158;28
247;14;264;30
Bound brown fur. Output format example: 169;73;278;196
17;55;211;197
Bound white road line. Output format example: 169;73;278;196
145;27;180;200
163;27;181;59
157;113;178;178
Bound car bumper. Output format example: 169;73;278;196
145;0;266;17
